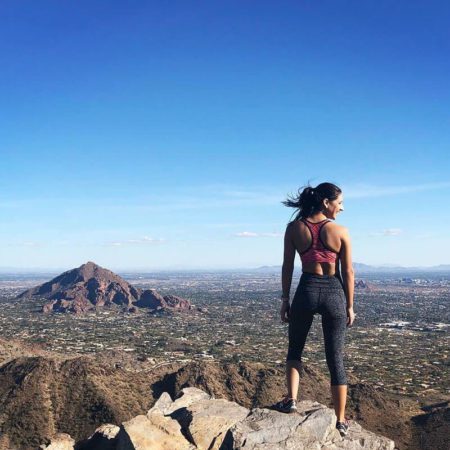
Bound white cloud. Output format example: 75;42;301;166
369;228;403;237
20;241;42;247
234;231;259;238
413;233;434;239
5;241;43;247
234;231;283;238
106;236;166;246
383;228;403;236
5;181;450;213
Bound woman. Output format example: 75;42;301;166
273;182;355;437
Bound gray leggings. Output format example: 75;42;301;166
286;272;348;385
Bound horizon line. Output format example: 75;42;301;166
0;261;449;273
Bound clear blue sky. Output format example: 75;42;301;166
1;1;449;270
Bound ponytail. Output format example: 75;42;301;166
282;182;342;223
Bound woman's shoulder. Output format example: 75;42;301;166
325;220;344;228
286;219;307;230
332;221;349;230
286;219;349;232
323;221;350;235
327;222;351;239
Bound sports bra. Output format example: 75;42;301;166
299;218;338;264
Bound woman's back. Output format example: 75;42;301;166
287;217;345;276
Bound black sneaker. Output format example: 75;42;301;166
272;396;298;414
336;418;350;436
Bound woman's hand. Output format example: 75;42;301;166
280;302;290;323
346;307;355;327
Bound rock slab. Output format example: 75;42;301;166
181;398;249;449
75;387;396;450
227;404;395;450
116;413;193;450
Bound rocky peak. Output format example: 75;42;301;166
43;387;396;450
355;279;373;290
77;261;105;278
17;262;192;314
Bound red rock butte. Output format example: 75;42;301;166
17;261;192;314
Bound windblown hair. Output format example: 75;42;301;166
282;182;342;223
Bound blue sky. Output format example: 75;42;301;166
1;1;449;270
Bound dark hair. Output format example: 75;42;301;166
282;182;342;222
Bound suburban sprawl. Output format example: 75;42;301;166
0;269;448;401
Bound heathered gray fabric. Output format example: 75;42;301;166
286;273;348;385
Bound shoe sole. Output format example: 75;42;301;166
272;406;298;414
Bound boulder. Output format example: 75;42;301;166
164;386;211;415
225;407;308;449
80;424;120;450
40;433;75;450
225;401;396;450
77;387;396;450
323;420;397;449
148;391;173;415
183;398;249;449
116;412;193;450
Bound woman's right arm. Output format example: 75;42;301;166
280;224;295;323
340;227;355;326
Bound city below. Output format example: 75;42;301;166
0;266;448;401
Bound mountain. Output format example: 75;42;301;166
16;261;192;314
354;279;373;290
412;401;450;450
0;353;176;449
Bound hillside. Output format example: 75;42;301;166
0;347;433;450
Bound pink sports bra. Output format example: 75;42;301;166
299;218;338;264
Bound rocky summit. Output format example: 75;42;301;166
16;261;192;314
42;387;396;450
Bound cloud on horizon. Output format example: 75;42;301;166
369;228;403;237
233;231;283;238
106;236;166;247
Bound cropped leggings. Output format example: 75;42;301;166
286;272;348;385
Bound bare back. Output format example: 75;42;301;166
288;219;345;275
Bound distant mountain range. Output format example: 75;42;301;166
17;261;193;314
2;262;450;275
254;263;450;273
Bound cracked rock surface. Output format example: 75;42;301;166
46;387;396;450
